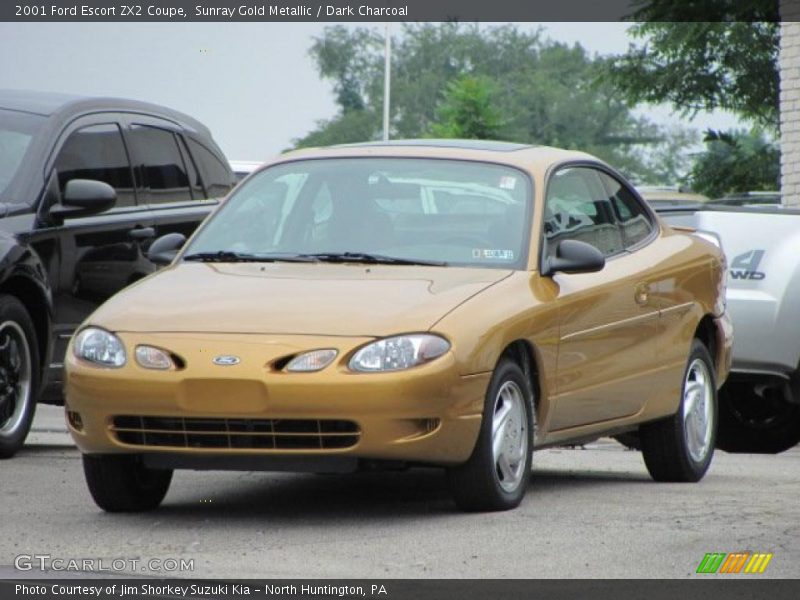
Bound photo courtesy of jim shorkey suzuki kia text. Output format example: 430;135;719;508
14;583;389;597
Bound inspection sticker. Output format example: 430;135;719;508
473;249;515;260
498;176;517;190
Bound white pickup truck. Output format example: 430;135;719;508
655;199;800;453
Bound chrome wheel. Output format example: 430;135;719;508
492;380;528;492
0;320;33;437
682;358;714;463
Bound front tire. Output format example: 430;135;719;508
83;454;172;512
0;295;40;459
640;339;717;482
448;359;534;512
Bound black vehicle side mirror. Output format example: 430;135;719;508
545;239;605;276
49;179;116;220
148;233;186;265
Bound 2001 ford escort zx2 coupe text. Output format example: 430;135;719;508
64;140;733;512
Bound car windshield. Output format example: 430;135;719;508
0;108;45;205
185;157;532;269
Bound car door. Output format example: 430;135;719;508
123;118;231;245
24;116;154;386
544;165;659;431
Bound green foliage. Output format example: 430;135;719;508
429;75;503;139
689;129;780;198
608;13;779;130
293;110;379;149
293;23;696;185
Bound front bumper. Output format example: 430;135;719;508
65;332;487;467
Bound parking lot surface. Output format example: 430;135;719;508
1;406;798;579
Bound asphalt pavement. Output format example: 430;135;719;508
1;405;797;579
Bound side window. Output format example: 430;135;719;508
186;138;234;199
53;123;135;207
128;125;192;203
176;134;205;199
599;172;655;248
544;167;623;258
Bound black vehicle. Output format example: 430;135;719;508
0;90;235;457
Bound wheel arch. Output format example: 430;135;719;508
694;314;718;377
497;339;545;422
0;275;52;374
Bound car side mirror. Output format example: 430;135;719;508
49;179;116;220
545;239;605;276
147;233;186;265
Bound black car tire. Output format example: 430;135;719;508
448;359;534;512
640;339;717;482
83;454;173;512
0;295;40;459
716;382;800;454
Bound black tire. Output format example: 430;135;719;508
716;382;800;454
83;454;172;512
448;359;534;512
0;295;40;459
640;339;717;482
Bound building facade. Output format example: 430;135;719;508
780;10;800;206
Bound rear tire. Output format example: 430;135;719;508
448;359;534;512
716;382;800;454
0;295;40;459
640;339;717;482
83;454;172;512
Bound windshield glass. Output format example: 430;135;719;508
185;158;532;269
0;109;45;204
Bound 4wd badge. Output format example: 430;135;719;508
730;250;766;280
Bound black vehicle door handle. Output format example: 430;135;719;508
129;226;156;240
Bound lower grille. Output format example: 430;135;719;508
111;416;360;450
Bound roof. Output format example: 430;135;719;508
0;89;209;135
338;139;535;152
279;140;600;173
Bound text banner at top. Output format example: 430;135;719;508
0;0;785;23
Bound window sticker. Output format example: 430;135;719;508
472;248;515;260
498;176;517;190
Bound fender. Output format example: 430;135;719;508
0;230;54;381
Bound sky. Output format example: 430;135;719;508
0;22;741;161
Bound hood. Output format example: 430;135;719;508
90;262;512;337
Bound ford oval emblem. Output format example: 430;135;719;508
213;355;241;366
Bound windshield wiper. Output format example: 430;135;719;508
301;252;447;267
182;251;316;263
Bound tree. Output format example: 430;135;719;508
689;129;780;198
293;23;696;184
606;1;781;194
429;75;503;139
608;3;779;130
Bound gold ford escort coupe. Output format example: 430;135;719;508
65;140;732;513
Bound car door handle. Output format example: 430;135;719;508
128;226;155;240
634;282;650;305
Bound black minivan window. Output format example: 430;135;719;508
54;123;136;207
187;138;233;199
129;125;193;203
1;109;45;204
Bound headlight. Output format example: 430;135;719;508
285;349;338;372
135;345;174;370
349;334;450;372
73;327;126;368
